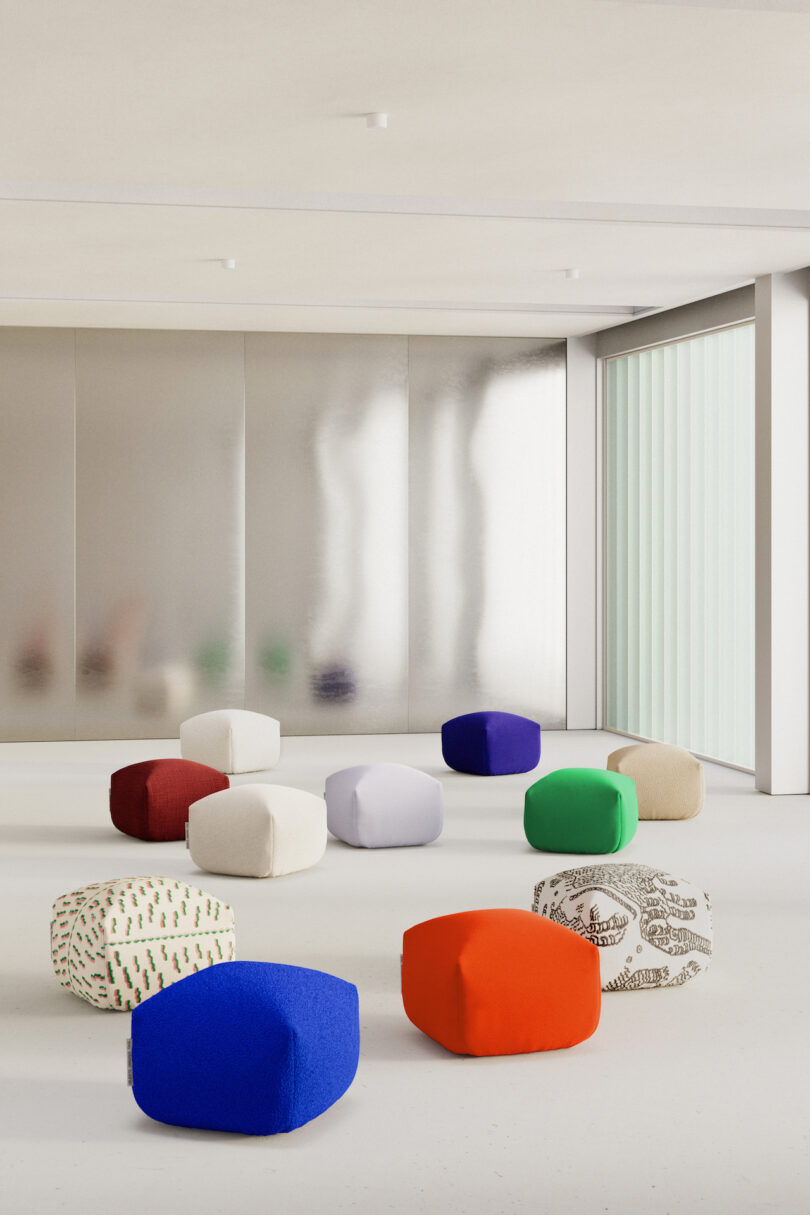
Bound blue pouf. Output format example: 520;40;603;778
441;710;541;776
131;960;360;1135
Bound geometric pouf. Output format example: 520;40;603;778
524;768;638;854
607;742;705;820
50;877;235;1011
109;758;230;842
325;763;443;848
401;908;600;1056
180;709;281;774
532;862;713;991
441;710;541;776
130;961;360;1134
188;784;327;878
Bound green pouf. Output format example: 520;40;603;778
524;768;638;854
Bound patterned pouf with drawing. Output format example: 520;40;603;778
531;863;712;991
51;876;236;1010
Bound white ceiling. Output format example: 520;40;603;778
2;0;810;336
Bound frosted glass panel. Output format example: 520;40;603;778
245;333;409;734
0;330;75;740
409;337;567;730
0;326;567;741
604;325;754;767
75;330;246;740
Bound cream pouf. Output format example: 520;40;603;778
607;741;704;820
180;709;280;774
532;862;712;991
51;876;235;1011
188;783;327;878
325;763;443;848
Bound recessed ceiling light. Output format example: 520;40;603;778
366;112;388;130
564;268;580;280
221;258;237;270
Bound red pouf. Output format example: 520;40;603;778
110;758;229;842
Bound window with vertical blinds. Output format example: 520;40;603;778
604;323;754;768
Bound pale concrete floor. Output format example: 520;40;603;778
1;730;808;1215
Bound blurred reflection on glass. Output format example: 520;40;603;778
258;640;292;684
14;621;55;693
195;634;234;687
0;329;75;740
77;595;147;692
310;664;357;704
408;337;566;730
246;334;409;734
75;330;246;739
134;663;196;719
1;327;566;744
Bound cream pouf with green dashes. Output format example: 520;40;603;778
50;876;236;1011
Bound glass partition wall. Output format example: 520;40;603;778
603;323;755;768
0;328;566;740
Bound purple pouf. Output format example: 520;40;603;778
441;710;541;776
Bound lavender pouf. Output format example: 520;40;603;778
325;763;443;848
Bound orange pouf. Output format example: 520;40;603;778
401;908;601;1057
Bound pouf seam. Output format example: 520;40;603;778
65;892;103;999
105;928;234;946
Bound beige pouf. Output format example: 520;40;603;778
188;784;327;877
606;742;704;820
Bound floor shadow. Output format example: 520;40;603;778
704;785;760;796
130;1085;361;1146
0;824;116;847
0;1078;131;1142
0;974;112;1018
358;1011;451;1062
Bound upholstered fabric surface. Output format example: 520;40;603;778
607;742;705;820
50;877;235;1010
180;709;281;774
401;908;600;1056
325;762;443;848
524;767;638;853
188;783;327;877
109;758;229;841
532;863;713;990
441;710;541;776
131;960;360;1134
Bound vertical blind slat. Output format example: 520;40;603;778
604;324;754;768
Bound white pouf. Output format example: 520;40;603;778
50;876;235;1011
532;862;712;991
180;708;280;774
325;762;443;848
188;783;327;877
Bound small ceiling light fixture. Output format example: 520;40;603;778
366;112;388;130
564;268;580;280
221;258;237;270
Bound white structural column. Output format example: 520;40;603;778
566;335;598;728
755;270;810;793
